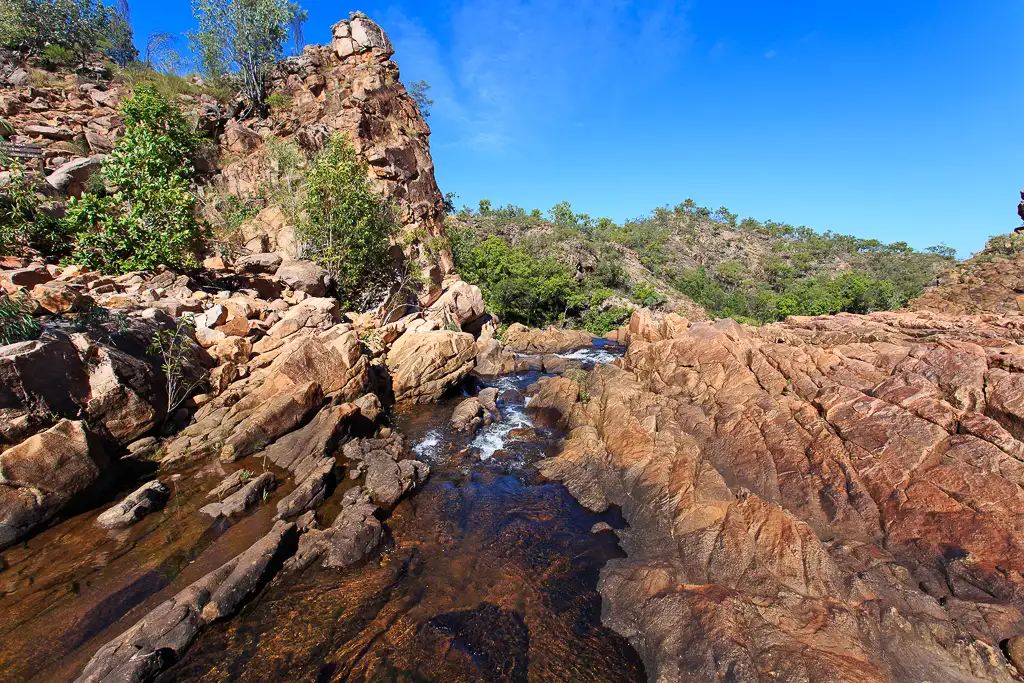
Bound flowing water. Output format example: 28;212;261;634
0;342;646;682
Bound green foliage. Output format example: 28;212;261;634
298;133;398;307
39;42;75;68
265;92;291;109
148;314;204;419
190;0;293;116
595;247;628;289
0;164;69;256
453;234;588;327
1;0;136;67
582;305;633;335
409;80;433;118
631;282;668;308
63;86;205;274
0;294;42;345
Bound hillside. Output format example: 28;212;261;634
448;199;956;328
910;231;1024;315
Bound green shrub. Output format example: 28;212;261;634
63;86;205;274
582;305;633;335
39;43;75;69
265;92;291;109
298;133;398;307
0;294;42;345
631;282;668;308
0;164;69;257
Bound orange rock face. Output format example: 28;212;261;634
540;310;1024;681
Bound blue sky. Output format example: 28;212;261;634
128;1;1024;257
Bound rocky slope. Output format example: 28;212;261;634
534;305;1024;681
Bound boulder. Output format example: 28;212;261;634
0;420;106;548
287;486;382;571
219;381;323;462
424;279;485;329
450;388;501;433
200;472;276;518
45;156;104;197
30;282;89;314
275;260;331;297
525;376;580;428
475;337;518;376
385;330;476;402
76;520;297;683
96;480;170;529
503;323;593;354
342;434;430;507
240;207;297;260
235;253;283;275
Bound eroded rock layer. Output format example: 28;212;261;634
540;310;1024;682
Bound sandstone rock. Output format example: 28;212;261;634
240;207;297;260
0;420;106;548
30;282;88;313
24;124;74;140
475;337;517;376
200;471;276;518
96;480;170;529
211;336;252;365
536;310;1024;683
503;323;593;354
275;259;330;296
525;376;579;428
223;119;262;154
451;388;501;433
342;434;430;507
424;279;485;328
45;156;103;197
236;252;283;274
276;457;335;519
220;381;323;462
287;486;381;571
385;330;476;402
1;265;52;291
76;520;296;683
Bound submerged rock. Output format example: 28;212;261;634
75;520;297;683
96;480;170;529
200;472;276;519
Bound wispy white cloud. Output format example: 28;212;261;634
764;49;777;59
382;0;692;155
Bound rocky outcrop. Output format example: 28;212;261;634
910;242;1024;316
385;330;476;402
502;323;594;354
540;310;1024;681
0;420;106;548
424;279;485;328
219;11;453;289
474;337;518;376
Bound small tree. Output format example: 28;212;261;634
409;80;433;118
148;315;205;420
145;32;182;73
64;86;206;274
190;0;293;117
288;3;306;55
298;133;398;307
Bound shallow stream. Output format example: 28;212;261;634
0;343;646;682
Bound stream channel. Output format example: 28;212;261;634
0;341;646;682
